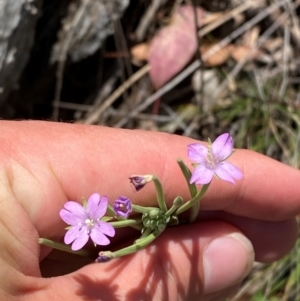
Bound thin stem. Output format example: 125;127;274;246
108;219;142;229
175;183;210;216
189;201;200;222
107;205;143;230
106;205;116;216
152;175;168;212
165;196;183;217
177;158;197;196
135;227;152;243
176;158;199;221
132;204;158;214
38;238;94;258
112;231;163;258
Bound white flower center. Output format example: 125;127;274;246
85;218;95;228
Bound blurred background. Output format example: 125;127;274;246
1;0;300;299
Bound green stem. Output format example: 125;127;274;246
112;231;163;258
38;238;94;258
177;158;199;222
177;158;198;196
108;219;142;228
132;204;159;214
107;205;143;230
152;175;168;212
175;183;210;216
106;205;116;217
135;227;152;243
165;196;183;217
189;200;200;222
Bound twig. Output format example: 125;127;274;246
57;102;92;111
183;114;201;138
279;24;290;97
199;1;255;37
160;102;188;131
108;107;178;123
215;9;290;98
135;0;166;41
52;0;90;121
84;70;121;120
254;69;266;101
82;64;150;124
106;0;132;101
269;116;290;159
192;0;204;108
284;0;300;47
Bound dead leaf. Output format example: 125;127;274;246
262;37;282;53
199;42;264;66
230;45;263;62
148;5;205;89
242;26;260;47
200;43;232;66
131;43;150;64
201;12;225;26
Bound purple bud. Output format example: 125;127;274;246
95;251;113;263
129;175;153;191
113;196;132;218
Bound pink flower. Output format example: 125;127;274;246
59;193;115;251
188;133;243;185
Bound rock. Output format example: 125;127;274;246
51;0;129;63
0;0;42;105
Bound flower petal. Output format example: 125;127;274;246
96;221;116;237
86;193;100;214
64;225;83;243
60;201;86;225
90;231;110;246
64;201;85;215
59;209;82;225
90;223;115;246
88;194;108;220
187;143;208;162
71;230;89;250
64;225;89;250
215;161;243;184
190;165;214;185
212;133;233;160
113;196;132;218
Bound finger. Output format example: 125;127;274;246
1;121;300;231
36;220;254;301
199;211;298;262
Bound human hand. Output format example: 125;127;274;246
1;120;299;301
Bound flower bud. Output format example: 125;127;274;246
149;208;161;218
173;196;184;207
129;175;154;191
95;251;114;263
113;196;132;218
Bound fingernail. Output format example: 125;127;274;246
203;233;254;294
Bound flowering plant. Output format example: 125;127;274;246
39;133;242;262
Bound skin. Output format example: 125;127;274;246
0;120;300;301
